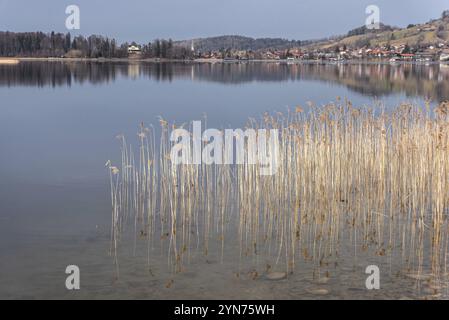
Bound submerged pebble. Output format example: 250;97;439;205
427;283;442;291
308;288;330;295
406;273;432;281
316;277;330;284
423;293;442;300
423;287;439;295
266;272;287;280
347;287;364;292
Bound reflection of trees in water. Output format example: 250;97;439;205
0;62;124;87
1;61;448;101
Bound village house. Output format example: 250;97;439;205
400;53;415;61
287;48;303;59
262;51;281;60
422;26;437;32
415;50;438;61
441;49;449;61
127;45;142;55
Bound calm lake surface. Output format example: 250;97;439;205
0;61;448;299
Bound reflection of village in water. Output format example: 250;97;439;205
1;61;449;102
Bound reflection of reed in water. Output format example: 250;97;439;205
106;100;449;284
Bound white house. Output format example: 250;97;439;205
128;45;141;54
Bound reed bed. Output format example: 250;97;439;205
107;101;449;280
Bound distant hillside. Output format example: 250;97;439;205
346;23;396;37
305;10;449;50
175;35;306;52
176;11;449;52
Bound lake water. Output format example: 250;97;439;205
0;61;448;299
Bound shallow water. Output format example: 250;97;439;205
0;61;448;299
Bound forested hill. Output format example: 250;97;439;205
175;35;308;51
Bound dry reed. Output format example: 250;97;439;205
107;100;449;280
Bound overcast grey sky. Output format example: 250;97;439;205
0;0;447;43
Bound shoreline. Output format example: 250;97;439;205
0;58;20;65
2;57;448;65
